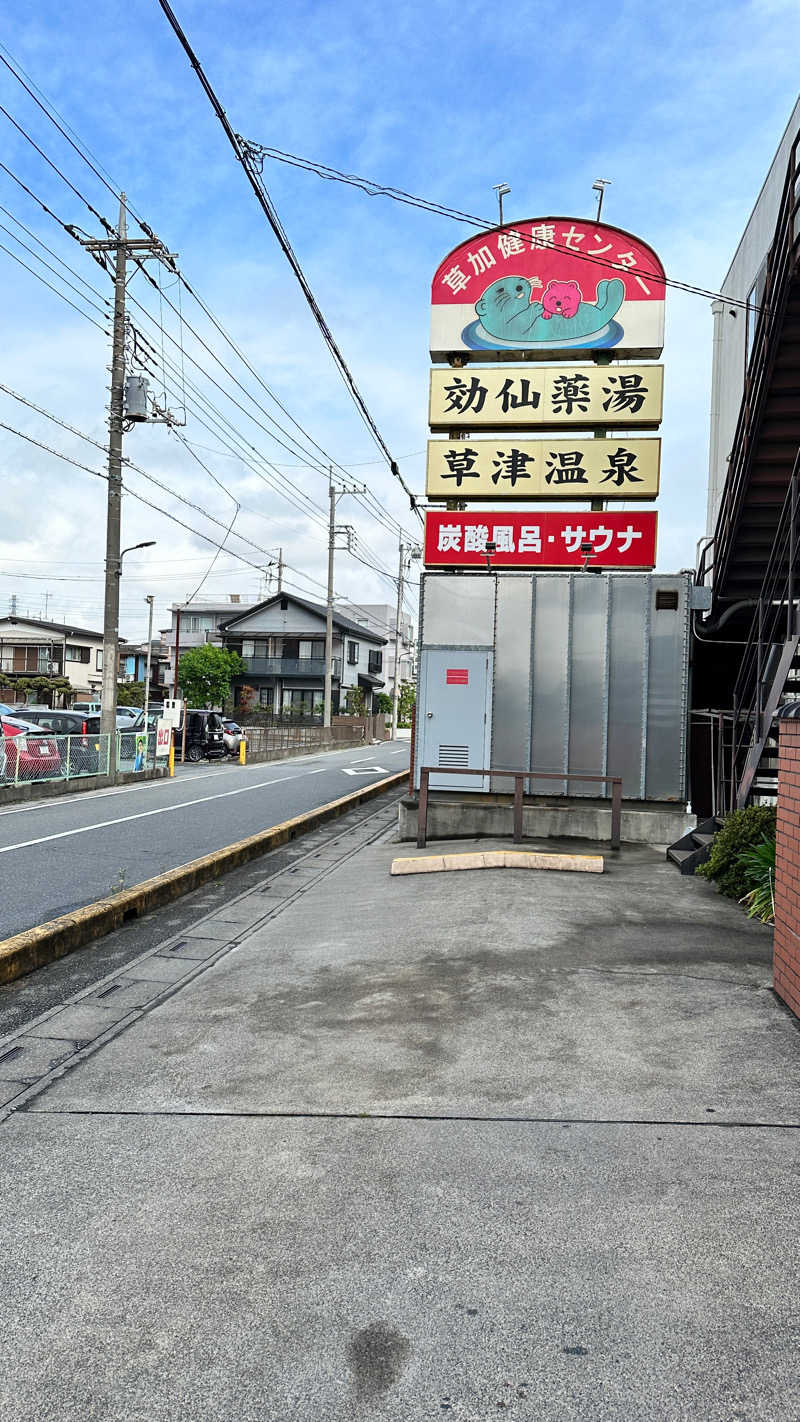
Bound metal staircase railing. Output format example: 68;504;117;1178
698;131;800;603
730;463;800;808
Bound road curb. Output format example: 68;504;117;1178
0;771;407;986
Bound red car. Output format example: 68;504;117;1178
0;715;63;783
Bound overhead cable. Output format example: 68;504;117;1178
153;0;421;518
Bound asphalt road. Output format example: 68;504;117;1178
0;741;409;939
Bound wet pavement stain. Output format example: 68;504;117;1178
348;1320;411;1402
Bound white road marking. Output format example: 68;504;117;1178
341;766;387;776
0;774;298;855
0;762;247;819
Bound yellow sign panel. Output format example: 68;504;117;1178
428;363;663;431
426;438;661;500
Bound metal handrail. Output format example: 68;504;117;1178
416;765;623;850
729;464;800;807
710;130;800;602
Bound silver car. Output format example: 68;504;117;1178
221;718;247;757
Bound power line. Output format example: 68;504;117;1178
0;384;284;566
0;55;418;547
0;142;415;551
0;416;272;575
153;0;422;519
0;204;110;309
0;398;403;631
0;238;109;331
248;144;761;312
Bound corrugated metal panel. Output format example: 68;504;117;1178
491;575;533;790
530;575;571;793
606;575;649;798
422;574;495;646
568;574;609;792
418;571;690;802
645;576;690;799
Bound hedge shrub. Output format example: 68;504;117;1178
697;804;777;899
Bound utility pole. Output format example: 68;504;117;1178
323;474;361;727
392;542;404;739
144;594;154;724
277;548;283;593
324;479;336;728
98;194;128;751
80;196;176;773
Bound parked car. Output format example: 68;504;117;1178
18;708;104;775
0;715;63;783
115;706;142;722
71;701;101;715
175;709;226;762
221;718;247;757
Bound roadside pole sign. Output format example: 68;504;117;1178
430;217;666;362
429;363;663;430
155;718;172;757
426;437;660;500
424;509;657;570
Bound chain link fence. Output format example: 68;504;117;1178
0;729;159;786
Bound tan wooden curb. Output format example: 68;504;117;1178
391;849;604;876
0;772;407;986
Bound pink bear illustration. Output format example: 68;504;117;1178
541;279;582;320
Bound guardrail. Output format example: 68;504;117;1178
416;766;623;850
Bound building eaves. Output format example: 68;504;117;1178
219;592;387;644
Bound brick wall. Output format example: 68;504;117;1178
774;713;800;1017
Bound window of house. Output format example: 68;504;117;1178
258;687;273;706
347;641;359;665
96;650;103;670
368;650;382;673
65;645;90;664
242;639;255;657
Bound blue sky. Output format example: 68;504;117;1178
1;0;799;638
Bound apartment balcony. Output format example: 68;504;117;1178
240;656;341;679
0;656;63;677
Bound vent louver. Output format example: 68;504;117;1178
438;744;470;768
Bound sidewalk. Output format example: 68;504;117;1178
1;822;798;1420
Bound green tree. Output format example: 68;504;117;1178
398;679;416;727
375;692;393;715
178;645;246;709
117;681;146;707
344;686;366;716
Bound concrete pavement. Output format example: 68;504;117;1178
0;739;409;938
1;824;798;1419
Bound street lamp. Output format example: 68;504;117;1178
116;539;156;575
101;539;157;756
144;594;155;726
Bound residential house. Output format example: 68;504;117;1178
219;592;387;714
340;602;416;699
159;595;256;692
119;640;168;699
0;616;107;702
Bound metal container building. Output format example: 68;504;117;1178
414;571;691;802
